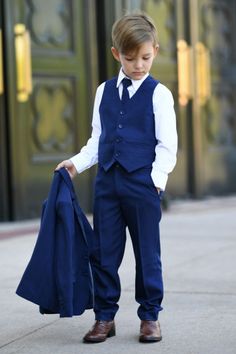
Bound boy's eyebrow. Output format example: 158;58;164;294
124;52;152;58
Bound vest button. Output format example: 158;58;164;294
118;124;123;129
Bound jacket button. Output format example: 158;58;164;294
115;152;120;157
116;138;120;143
118;124;123;129
120;110;124;115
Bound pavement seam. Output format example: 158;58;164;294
164;290;236;296
123;286;236;296
0;319;60;350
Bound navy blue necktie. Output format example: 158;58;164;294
121;78;132;104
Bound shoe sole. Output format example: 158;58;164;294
139;336;162;343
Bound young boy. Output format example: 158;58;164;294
56;13;177;343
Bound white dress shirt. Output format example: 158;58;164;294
70;69;177;191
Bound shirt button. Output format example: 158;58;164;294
118;124;123;129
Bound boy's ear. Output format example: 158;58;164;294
154;44;159;57
111;47;121;62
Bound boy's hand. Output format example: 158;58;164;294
55;160;77;179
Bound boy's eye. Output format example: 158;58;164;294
124;56;151;61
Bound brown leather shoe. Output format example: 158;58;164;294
139;320;162;342
83;320;116;343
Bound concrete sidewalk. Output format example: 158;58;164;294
0;196;236;354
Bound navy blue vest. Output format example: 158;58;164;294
98;75;159;172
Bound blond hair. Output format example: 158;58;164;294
112;13;158;54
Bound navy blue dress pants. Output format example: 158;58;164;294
91;164;163;321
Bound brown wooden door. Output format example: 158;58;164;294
1;0;98;220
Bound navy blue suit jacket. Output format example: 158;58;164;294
16;168;94;317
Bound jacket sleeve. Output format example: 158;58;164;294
55;179;93;317
55;183;75;317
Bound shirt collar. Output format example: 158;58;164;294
116;68;149;91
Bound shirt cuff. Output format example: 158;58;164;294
70;154;89;174
151;169;168;191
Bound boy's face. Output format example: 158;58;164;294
111;41;159;80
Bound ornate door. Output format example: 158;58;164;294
141;0;189;196
192;0;236;195
0;1;10;220
1;0;98;220
141;0;236;196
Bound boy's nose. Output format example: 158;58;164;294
134;60;143;69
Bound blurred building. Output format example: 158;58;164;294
0;0;236;220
